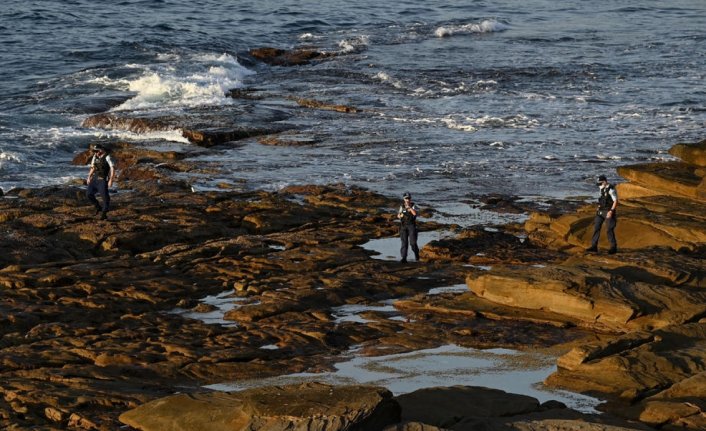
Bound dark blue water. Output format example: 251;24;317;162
1;0;705;207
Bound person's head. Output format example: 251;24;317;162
596;175;608;186
92;144;107;155
403;191;412;202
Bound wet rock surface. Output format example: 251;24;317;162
2;138;704;430
248;47;337;66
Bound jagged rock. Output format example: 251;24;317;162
293;97;359;113
617;161;705;202
669;139;706;167
3;134;706;431
546;322;706;404
526;197;706;252
601;371;706;429
119;382;400;431
258;132;320;146
82;112;285;147
423;227;565;265
466;261;706;332
249;47;336;66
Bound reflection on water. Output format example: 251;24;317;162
332;303;398;323
428;283;469;295
362;230;452;261
206;344;602;413
169;290;249;327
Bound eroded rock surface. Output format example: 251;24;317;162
3;137;704;430
120;382;400;431
447;139;706;429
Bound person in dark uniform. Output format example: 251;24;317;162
86;144;115;220
397;191;420;263
586;174;618;254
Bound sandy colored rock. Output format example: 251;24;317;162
669;139;706;167
546;323;706;402
617;161;705;202
467;263;706;332
119;382;399;431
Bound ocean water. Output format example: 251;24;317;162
1;0;705;207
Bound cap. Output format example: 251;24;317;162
92;143;106;152
597;175;607;183
402;191;411;199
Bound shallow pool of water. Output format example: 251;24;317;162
206;344;601;413
362;230;453;261
169;290;249;327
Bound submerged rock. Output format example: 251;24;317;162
249;47;336;66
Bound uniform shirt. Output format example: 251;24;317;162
90;154;115;178
398;203;418;224
599;184;617;203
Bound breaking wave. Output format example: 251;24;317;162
112;53;254;111
434;19;509;38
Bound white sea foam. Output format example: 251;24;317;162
374;71;405;89
91;129;191;144
442;118;478;132
434;19;509;38
0;151;22;163
112;53;254;111
337;35;370;53
596;154;622;160
85;76;131;87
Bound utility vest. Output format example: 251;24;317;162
399;204;417;225
598;185;614;210
92;154;111;179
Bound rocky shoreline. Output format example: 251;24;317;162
1;137;704;430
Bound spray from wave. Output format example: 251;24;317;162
111;53;254;111
434;19;509;38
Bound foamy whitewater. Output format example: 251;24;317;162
1;0;705;209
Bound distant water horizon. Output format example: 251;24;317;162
2;0;705;211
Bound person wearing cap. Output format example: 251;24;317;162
86;144;115;220
586;175;618;254
397;191;420;263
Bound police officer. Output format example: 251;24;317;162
586;175;618;254
398;191;420;263
86;144;115;220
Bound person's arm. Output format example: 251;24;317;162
107;156;116;188
87;156;95;184
408;203;418;217
607;188;618;218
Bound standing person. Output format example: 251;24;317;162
586;175;618;254
86;144;115;220
398;191;420;263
